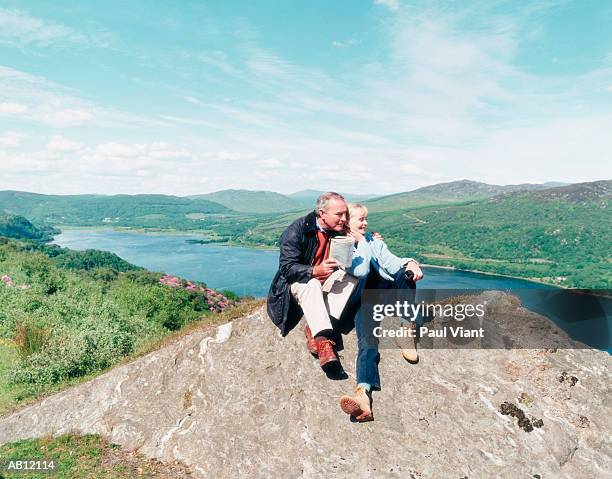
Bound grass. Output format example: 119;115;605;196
0;434;192;478
0;299;264;418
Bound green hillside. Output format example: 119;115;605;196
0;235;243;413
0;214;59;242
367;180;612;288
364;180;567;212
0;191;232;229
189;189;304;213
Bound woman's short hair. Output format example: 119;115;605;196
316;192;345;213
348;203;368;218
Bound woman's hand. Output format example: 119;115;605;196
346;230;364;244
405;260;424;281
372;232;384;241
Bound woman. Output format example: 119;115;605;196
340;203;423;422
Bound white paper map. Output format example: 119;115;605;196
329;236;354;268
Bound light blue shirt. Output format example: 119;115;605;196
346;233;414;282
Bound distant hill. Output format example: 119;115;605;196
288;189;379;208
516;179;611;203
188;190;303;213
364;180;570;212
0;213;58;242
367;179;611;288
0;191;232;229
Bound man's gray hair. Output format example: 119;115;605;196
316;192;346;213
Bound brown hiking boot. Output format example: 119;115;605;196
304;325;318;356
339;386;373;422
315;337;338;368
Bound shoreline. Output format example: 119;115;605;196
419;263;566;289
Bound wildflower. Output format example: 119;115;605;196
159;274;181;288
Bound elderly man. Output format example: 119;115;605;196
267;192;358;370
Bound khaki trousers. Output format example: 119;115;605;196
289;269;358;337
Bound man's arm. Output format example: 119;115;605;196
278;226;313;284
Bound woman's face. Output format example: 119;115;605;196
349;209;368;235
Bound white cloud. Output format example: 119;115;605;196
398;162;425;175
0;131;25;148
256;158;281;169
468;115;612;183
95;142;147;157
332;39;359;48
46;135;83;152
196;50;242;78
0;65;175;130
0;102;29;115
213;104;287;129
0;8;80;47
0;66;96;126
374;0;400;11
200;151;258;162
50;109;94;126
0;8;111;49
184;96;204;106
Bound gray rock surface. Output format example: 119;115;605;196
0;292;610;478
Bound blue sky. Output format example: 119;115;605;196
1;0;611;195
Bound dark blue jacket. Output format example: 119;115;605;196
266;211;332;336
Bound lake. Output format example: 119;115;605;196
53;229;610;351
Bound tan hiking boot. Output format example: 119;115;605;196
387;317;419;363
339;386;373;422
400;322;419;363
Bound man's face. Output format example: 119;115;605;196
319;198;348;232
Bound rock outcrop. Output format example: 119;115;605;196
1;292;610;478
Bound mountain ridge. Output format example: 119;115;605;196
364;179;572;212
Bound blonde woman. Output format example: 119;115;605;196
341;203;423;421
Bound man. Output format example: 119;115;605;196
266;192;359;370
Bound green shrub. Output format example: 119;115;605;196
10;314;135;385
14;322;50;358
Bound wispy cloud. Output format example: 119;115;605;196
0;8;111;49
332;38;360;48
0;66;96;126
0;130;25;148
374;0;400;11
196;50;242;78
0;65;183;131
46;135;83;152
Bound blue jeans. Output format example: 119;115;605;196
353;269;418;390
